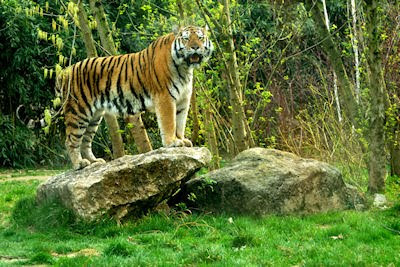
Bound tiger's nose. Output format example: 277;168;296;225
191;44;199;50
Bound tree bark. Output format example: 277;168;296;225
307;1;359;126
222;0;249;153
190;92;200;145
350;0;361;103
204;104;220;170
365;0;386;193
321;0;342;122
88;0;152;155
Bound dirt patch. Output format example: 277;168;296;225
0;176;50;183
0;255;28;264
51;248;100;258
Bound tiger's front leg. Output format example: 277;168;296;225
176;96;193;147
154;94;184;147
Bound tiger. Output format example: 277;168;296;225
56;25;213;170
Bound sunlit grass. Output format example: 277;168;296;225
0;176;399;266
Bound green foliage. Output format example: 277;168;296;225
103;240;134;257
12;197;77;231
0;116;37;168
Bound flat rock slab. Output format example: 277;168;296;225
182;148;365;215
36;147;211;220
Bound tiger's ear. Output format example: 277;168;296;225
172;25;181;35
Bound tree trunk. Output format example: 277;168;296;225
321;0;342;122
88;0;152;155
204;105;220;170
365;0;386;193
190;92;200;145
221;0;249;154
390;132;400;176
125;114;152;153
307;1;359;126
350;0;361;103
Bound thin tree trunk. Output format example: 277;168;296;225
350;0;361;103
390;131;400;176
190;92;200;145
222;0;248;153
307;1;359;127
127;113;152;153
74;0;97;57
322;0;342;122
205;105;220;170
88;0;152;155
365;0;386;193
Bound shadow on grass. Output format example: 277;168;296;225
11;197;117;235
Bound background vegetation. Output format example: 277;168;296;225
1;0;400;195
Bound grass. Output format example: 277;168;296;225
0;174;399;266
0;168;64;180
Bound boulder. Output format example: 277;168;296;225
36;147;211;220
181;148;365;215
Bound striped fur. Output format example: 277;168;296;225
57;26;213;169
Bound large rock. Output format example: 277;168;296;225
36;147;211;220
181;148;365;215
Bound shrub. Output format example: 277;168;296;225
0;115;37;168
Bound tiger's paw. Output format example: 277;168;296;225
167;139;185;147
89;158;106;164
73;159;91;170
181;138;193;147
90;158;106;167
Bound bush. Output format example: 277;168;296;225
0;115;37;168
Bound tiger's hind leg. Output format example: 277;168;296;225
65;121;91;170
81;110;106;165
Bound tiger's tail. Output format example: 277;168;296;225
16;67;70;129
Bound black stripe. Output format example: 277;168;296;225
105;58;117;103
174;41;183;59
167;89;176;100
89;117;102;126
113;98;122;113
86;58;95;99
139;52;145;74
77;64;91;116
100;93;105;106
163;36;168;45
126;101;134;114
172;81;180;94
91;58;100;97
124;56;129;85
136;70;150;98
67;122;79;129
129;56;139;99
139;94;146;111
70;108;90;123
173;58;185;81
71;133;83;139
117;57;126;101
70;64;77;95
96;57;106;92
177;109;184;115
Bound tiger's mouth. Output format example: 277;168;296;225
188;53;202;65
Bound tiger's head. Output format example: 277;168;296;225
172;25;214;68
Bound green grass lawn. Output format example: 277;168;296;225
0;176;399;266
